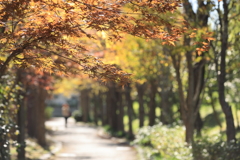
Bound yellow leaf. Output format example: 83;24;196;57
168;41;175;46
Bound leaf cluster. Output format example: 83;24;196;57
0;0;199;84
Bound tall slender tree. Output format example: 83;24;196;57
213;0;237;142
169;0;211;143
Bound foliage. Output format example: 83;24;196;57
44;106;54;120
0;0;198;85
102;125;126;138
0;0;218;158
133;123;192;160
0;71;21;159
53;78;81;97
133;126;153;146
134;123;240;160
203;112;224;128
10;138;50;160
193;137;240;160
111;35;171;83
72;110;82;122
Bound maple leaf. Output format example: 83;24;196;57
0;0;189;84
206;37;216;42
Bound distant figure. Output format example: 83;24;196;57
62;104;71;127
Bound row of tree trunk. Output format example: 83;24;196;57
79;81;176;139
16;70;49;160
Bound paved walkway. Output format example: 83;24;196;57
45;118;137;160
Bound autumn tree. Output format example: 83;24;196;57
108;34;176;127
168;0;213;143
0;1;214;159
0;0;187;83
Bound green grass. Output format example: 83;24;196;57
122;99;240;141
132;96;240;160
199;101;240;137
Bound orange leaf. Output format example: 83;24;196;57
207;37;216;42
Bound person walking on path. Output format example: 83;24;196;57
61;104;71;127
45;117;137;160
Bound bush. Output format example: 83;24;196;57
133;126;152;146
72;110;82;122
102;125;126;138
133;123;192;160
44;106;54;120
193;136;240;160
134;123;240;160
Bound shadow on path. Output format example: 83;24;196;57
45;118;137;160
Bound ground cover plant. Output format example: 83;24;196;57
133;123;240;160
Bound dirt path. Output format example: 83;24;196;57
45;118;137;160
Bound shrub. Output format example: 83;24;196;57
134;123;240;160
44;106;54;120
102;125;126;138
193;136;240;160
150;124;192;160
72;110;82;122
133;123;192;160
133;126;152;146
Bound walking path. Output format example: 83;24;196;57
45;118;137;160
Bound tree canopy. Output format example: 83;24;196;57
0;0;211;85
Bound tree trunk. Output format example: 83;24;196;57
105;83;119;131
125;84;134;139
170;0;210;143
171;45;205;143
181;52;204;143
235;103;240;129
106;88;111;126
185;116;195;144
193;57;205;136
17;100;26;160
159;87;174;125
27;85;38;138
136;83;146;127
117;88;124;133
93;94;99;125
148;80;157;126
27;84;47;147
109;83;118;132
158;47;175;125
80;89;90;123
100;93;107;126
217;0;236;142
219;100;236;141
209;91;222;129
171;52;192;143
16;70;26;160
194;112;203;137
171;53;187;123
36;86;47;147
